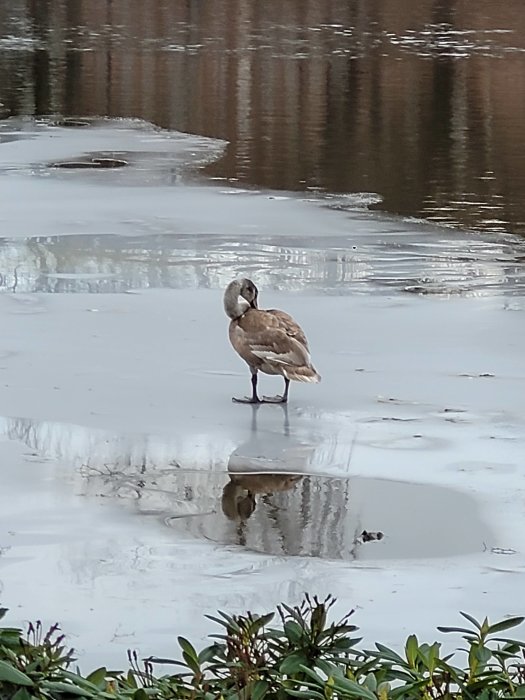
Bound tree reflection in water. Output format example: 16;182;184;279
1;409;492;561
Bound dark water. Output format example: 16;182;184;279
1;0;525;235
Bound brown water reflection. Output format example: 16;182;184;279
1;1;525;235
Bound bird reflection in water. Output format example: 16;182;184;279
220;403;304;545
3;413;491;561
53;403;387;559
221;471;303;545
217;404;387;557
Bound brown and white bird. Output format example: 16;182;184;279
223;278;320;404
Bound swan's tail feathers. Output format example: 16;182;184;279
283;365;321;383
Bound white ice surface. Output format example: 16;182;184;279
0;119;524;671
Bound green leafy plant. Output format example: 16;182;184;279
1;600;525;699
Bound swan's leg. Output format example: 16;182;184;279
262;377;290;404
232;372;261;404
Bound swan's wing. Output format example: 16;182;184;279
232;309;319;382
248;329;311;368
264;309;310;350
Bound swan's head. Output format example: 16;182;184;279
224;278;259;319
238;278;258;308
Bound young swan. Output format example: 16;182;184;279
223;278;320;404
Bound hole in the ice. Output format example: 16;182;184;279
81;462;491;561
161;471;491;561
51;119;92;128
51;157;128;169
2;415;494;562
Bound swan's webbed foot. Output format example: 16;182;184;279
261;378;290;404
261;395;288;404
232;396;261;404
232;375;290;405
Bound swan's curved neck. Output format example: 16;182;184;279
224;282;250;320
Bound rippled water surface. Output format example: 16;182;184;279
1;0;525;235
2;228;525;297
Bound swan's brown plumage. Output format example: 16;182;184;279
224;278;320;403
229;308;320;382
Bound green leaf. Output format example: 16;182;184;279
0;660;33;686
198;644;219;665
492;637;525;648
405;634;418;668
286;689;325;699
205;611;241;633
331;637;358;651
11;690;33;700
279;603;298;619
144;657;184;666
459;612;482;630
178;636;198;661
178;636;200;673
377;681;391;700
182;652;199;673
126;669;138;687
40;681;92;696
315;659;339;678
335;624;359;634
374;643;406;666
416;641;440;674
86;667;108;689
284;621;304;645
280;652;308;675
133;689;149;700
60;670;105;691
251;679;270;700
333;676;378;700
363;673;377;692
0;628;23;644
295;665;326;686
254;612;275;628
437;626;473;634
475;645;492;667
488;617;525;635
